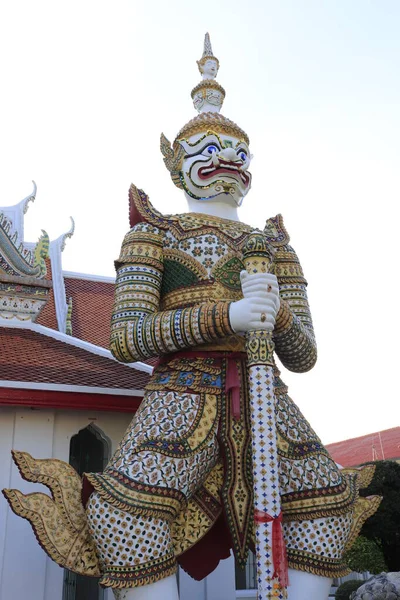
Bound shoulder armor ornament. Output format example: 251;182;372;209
129;184;176;231
128;184;251;245
263;214;290;247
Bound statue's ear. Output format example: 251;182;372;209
160;133;184;189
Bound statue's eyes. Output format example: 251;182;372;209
239;151;247;161
206;145;218;154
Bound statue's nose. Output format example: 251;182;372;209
218;147;238;162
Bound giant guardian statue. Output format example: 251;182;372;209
4;34;380;600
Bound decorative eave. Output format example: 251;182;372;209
0;221;49;279
0;182;53;322
0;273;52;288
0;180;37;242
0;181;48;279
0;183;78;328
0;272;52;322
49;217;76;333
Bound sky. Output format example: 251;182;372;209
1;1;399;445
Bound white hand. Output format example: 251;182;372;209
229;271;280;333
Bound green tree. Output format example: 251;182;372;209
359;460;400;571
335;580;363;600
344;535;387;574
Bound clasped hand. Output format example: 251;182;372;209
229;271;280;333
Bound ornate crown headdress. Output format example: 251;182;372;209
161;33;250;188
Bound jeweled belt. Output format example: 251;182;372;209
157;350;246;419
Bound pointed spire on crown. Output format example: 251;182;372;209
203;32;213;57
192;32;225;114
197;32;219;74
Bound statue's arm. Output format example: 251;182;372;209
109;223;235;362
273;244;317;373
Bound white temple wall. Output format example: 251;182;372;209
0;407;133;600
0;409;16;600
0;407;238;600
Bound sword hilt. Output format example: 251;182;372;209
242;231;275;275
242;232;276;366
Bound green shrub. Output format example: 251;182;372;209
335;580;363;600
344;535;387;574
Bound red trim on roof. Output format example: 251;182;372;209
0;386;141;413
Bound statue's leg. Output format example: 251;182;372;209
87;492;178;595
287;569;332;600
276;390;356;591
112;574;179;600
86;388;221;597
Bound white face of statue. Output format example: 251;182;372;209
201;59;218;79
177;131;252;206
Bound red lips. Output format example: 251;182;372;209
197;159;250;187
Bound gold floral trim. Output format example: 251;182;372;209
344;495;382;552
281;472;359;521
175;113;249;145
85;472;186;522
118;229;163;267
99;553;177;589
341;464;376;490
160;284;216;311
191;79;226;99
3;451;100;576
287;548;351;578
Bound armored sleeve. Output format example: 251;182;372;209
273;244;317;373
110;223;235;362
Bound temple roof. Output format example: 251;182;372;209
64;274;115;348
0;183;152;409
35;270;116;348
0;327;149;393
326;427;400;467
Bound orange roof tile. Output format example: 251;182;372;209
64;276;114;348
326;427;400;467
0;328;149;391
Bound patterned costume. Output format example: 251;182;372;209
83;186;378;589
